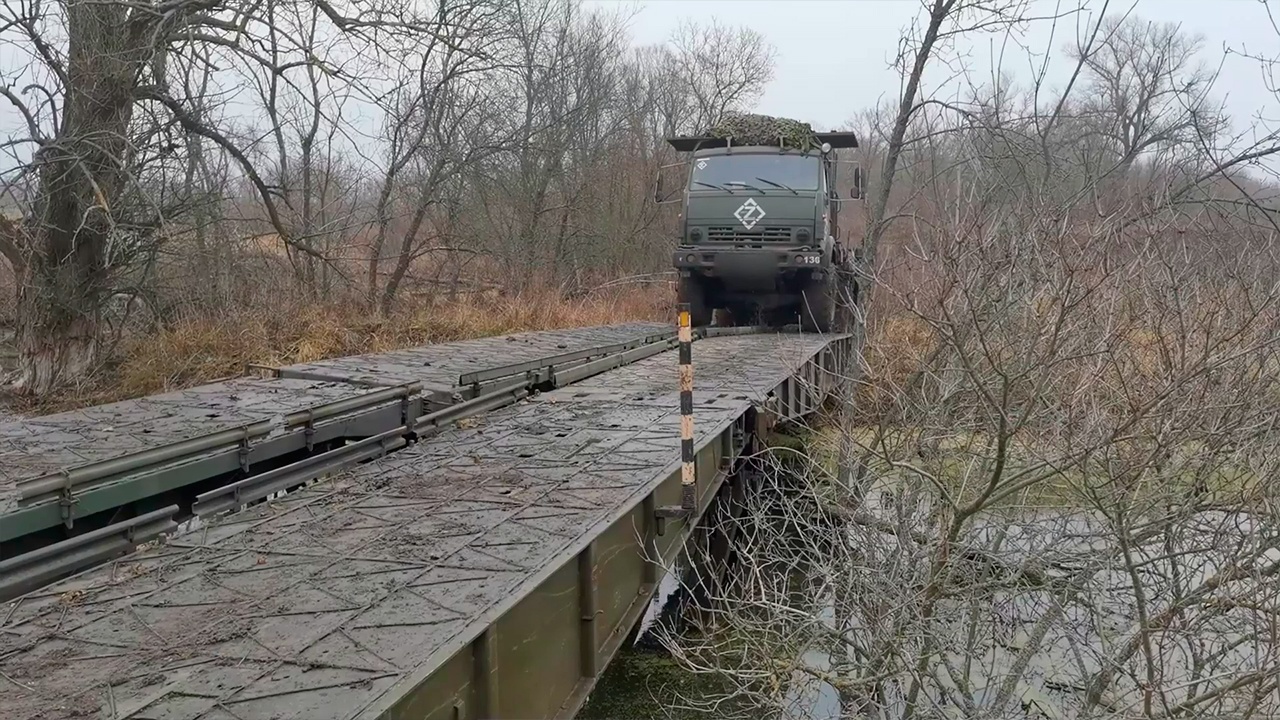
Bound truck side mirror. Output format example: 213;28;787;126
654;161;687;205
850;167;863;199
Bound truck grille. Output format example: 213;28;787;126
706;226;793;243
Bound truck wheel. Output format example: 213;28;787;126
800;272;836;333
678;276;713;327
720;304;757;327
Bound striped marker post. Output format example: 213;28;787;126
678;303;696;511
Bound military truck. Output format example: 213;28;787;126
658;120;862;332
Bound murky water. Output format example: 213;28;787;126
582;445;1280;720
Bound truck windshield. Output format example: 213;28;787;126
689;154;820;192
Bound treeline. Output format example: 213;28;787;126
843;14;1280;316
3;0;1279;405
0;0;775;393
659;9;1280;719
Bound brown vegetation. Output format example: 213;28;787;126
648;3;1280;719
3;283;669;415
8;0;1280;714
0;0;773;397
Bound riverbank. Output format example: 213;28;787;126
579;426;824;719
580;645;747;719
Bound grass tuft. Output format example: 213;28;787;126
10;285;671;415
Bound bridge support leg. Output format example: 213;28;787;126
473;627;498;718
643;494;659;583
578;542;599;678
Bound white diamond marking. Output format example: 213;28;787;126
734;198;766;230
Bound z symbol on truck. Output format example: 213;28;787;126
734;198;766;230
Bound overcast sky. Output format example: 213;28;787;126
2;0;1277;186
588;0;1280;139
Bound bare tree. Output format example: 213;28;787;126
0;0;498;394
1070;15;1225;178
363;0;507;313
834;0;1041;532
654;7;1280;720
0;0;793;397
0;0;167;392
669;19;777;132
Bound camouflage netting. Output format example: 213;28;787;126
703;112;819;150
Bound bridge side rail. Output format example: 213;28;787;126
0;332;692;603
367;338;846;720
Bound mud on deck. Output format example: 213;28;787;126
0;333;831;720
279;322;671;389
0;322;670;520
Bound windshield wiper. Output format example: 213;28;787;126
756;177;798;195
693;180;733;193
725;181;766;193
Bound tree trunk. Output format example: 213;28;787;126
13;0;143;394
378;201;433;316
13;265;100;392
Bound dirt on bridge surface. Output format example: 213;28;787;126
0;331;837;720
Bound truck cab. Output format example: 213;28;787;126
662;132;861;331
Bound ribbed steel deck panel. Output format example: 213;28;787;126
0;323;669;518
0;379;374;515
278;322;671;390
0;333;831;720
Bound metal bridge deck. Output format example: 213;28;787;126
278;323;670;391
0;379;372;515
0;332;837;720
0;323;670;539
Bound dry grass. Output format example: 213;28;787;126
855;312;937;416
8;284;671;416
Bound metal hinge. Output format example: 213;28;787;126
238;430;252;473
59;472;78;530
303;409;316;452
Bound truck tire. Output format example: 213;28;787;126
800;272;836;333
718;304;757;327
678;276;713;327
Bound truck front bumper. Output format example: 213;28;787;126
673;246;826;275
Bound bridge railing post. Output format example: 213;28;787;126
678;302;696;512
656;303;696;533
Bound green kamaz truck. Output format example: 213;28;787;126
658;116;863;332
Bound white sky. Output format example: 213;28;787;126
589;0;1280;139
2;0;1276;186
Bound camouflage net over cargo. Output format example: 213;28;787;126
704;112;819;150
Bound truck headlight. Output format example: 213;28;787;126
796;227;812;243
689;228;703;242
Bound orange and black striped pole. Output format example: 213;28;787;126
678;303;696;511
